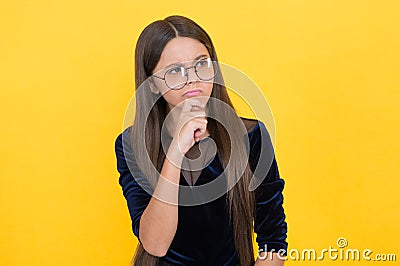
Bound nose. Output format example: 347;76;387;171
186;66;199;84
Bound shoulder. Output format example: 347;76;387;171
115;126;133;146
114;125;134;159
239;116;274;162
239;116;259;133
239;117;269;141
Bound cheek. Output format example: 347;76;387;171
161;90;182;106
153;79;168;94
204;82;214;96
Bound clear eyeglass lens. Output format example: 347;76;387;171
196;58;215;80
165;66;186;89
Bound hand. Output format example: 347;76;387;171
171;98;208;155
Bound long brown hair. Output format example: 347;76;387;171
130;15;256;266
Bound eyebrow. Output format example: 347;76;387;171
164;54;209;69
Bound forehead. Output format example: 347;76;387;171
155;37;210;70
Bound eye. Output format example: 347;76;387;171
196;58;209;67
167;66;184;76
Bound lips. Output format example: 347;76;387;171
184;89;202;97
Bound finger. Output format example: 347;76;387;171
181;98;205;113
185;111;206;119
186;117;205;129
194;129;203;138
177;116;207;136
190;104;205;113
179;114;207;128
190;117;208;127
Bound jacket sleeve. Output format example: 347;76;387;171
249;121;288;255
114;127;152;243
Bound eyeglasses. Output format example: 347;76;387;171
152;57;217;90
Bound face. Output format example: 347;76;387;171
150;37;214;111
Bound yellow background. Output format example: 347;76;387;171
1;0;399;265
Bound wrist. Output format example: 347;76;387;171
166;140;185;167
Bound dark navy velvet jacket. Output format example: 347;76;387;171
115;119;288;265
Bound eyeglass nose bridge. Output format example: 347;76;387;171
183;65;200;84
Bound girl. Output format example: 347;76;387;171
115;15;287;266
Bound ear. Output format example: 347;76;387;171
149;78;160;95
